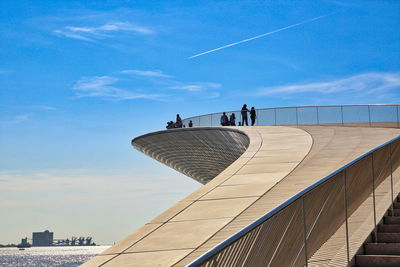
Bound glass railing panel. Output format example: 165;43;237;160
298;106;318;125
345;156;375;260
199;115;212;127
257;109;276;126
276;107;297;125
317;106;342;125
211;113;222;127
342;105;370;127
305;172;347;267
182;118;189;128
370;105;399;128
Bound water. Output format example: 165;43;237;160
0;246;110;267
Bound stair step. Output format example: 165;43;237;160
379;225;400;233
377;233;400;243
356;255;400;267
388;209;400;216
385;216;400;225
365;243;400;255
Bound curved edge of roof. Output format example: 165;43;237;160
131;127;251;184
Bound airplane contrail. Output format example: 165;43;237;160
188;13;334;59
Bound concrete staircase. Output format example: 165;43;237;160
355;196;400;267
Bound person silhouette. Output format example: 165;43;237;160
229;113;236;126
220;112;229;126
241;104;249;126
250;107;256;126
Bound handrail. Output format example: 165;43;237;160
182;104;400;128
183;104;399;121
187;135;400;266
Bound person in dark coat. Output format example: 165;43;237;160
220;112;229;126
188;120;193;127
241;104;249;126
250;107;256;126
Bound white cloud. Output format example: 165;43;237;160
72;75;163;100
53;30;94;41
255;72;400;96
71;69;222;101
170;82;221;92
120;69;173;78
54;22;153;41
36;105;58;111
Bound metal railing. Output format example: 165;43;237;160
182;104;400;129
187;136;400;266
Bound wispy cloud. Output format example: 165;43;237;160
169;82;221;92
35;105;58;111
255;72;400;97
54;22;153;41
120;69;172;78
72;75;163;100
72;69;221;101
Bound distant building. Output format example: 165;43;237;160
32;230;53;246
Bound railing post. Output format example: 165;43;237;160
344;170;350;265
368;105;372;127
397;105;400;129
341;106;344;126
390;143;395;216
211;115;213;126
371;153;378;242
296;107;299;126
302;197;308;267
274;108;277;126
316;106;319;125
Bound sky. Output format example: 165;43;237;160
0;0;399;245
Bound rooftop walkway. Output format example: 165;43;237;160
83;124;400;266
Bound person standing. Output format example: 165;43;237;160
250;107;256;126
241;104;249;126
188;120;193;127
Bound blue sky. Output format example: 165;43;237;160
1;0;399;244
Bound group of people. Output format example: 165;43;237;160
166;114;184;129
220;104;257;126
220;112;237;126
166;114;194;129
166;104;257;130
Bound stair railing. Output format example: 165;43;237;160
187;135;400;267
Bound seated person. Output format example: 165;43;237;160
166;121;174;129
175;114;183;128
229;113;236;126
220;112;229;126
